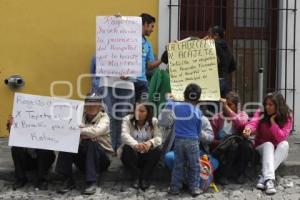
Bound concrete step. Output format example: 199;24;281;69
1;135;300;183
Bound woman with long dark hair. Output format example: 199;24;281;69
118;102;162;190
243;92;293;195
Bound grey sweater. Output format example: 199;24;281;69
158;108;214;153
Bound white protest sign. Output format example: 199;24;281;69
9;93;84;153
96;16;142;77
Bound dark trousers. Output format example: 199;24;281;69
11;147;55;181
134;80;149;102
55;140;110;183
235;139;254;176
121;145;161;181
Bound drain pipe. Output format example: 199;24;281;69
258;67;264;103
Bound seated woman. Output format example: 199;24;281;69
243;92;293;195
118;101;162;190
210;91;249;184
56;92;113;195
7;116;55;190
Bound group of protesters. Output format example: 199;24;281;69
6;13;293;197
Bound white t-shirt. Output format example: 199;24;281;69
220;119;235;139
132;123;151;143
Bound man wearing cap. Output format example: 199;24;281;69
55;92;113;195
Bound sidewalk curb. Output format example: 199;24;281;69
1;161;299;183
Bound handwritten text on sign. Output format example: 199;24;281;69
96;16;142;77
9;93;84;153
167;39;220;101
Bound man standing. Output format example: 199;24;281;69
210;26;236;97
135;13;162;102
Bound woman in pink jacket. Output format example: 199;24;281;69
243;92;293;195
210;91;249;184
211;92;248;143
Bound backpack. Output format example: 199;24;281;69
212;135;257;180
211;135;243;160
199;155;214;191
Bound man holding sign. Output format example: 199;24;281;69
8;93;84;190
95;15;139;152
167;39;221;102
134;13;162;102
7;116;55;191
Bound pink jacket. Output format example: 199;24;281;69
211;111;249;140
245;110;293;147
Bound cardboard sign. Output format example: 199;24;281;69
96;16;142;77
9;93;84;153
167;39;220;101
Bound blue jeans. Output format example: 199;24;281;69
102;87;134;151
134;80;148;102
170;138;200;190
164;151;219;172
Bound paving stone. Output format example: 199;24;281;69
243;191;258;200
285;194;300;200
230;190;245;200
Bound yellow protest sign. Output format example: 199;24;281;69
167;39;220;101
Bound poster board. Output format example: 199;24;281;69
96;16;142;77
8;93;84;153
167;39;220;101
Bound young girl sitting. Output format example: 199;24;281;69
243;92;292;195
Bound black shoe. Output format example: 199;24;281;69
13;178;27;190
217;177;230;185
189;188;202;197
83;182;97;195
236;174;248;184
131;179;139;189
182;182;189;190
36;179;48;190
140;179;150;190
168;187;180;195
57;177;75;194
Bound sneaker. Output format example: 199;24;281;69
140;179;150;190
131;179;139;189
168;187;180;195
236;174;248;184
83;182;97;195
256;175;265;190
36;179;48;190
265;179;276;195
57;177;75;194
189;188;202;197
217;177;230;185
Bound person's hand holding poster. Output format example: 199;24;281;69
96;16;142;77
8;93;84;153
167;39;220;101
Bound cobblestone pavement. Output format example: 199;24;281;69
0;175;299;200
